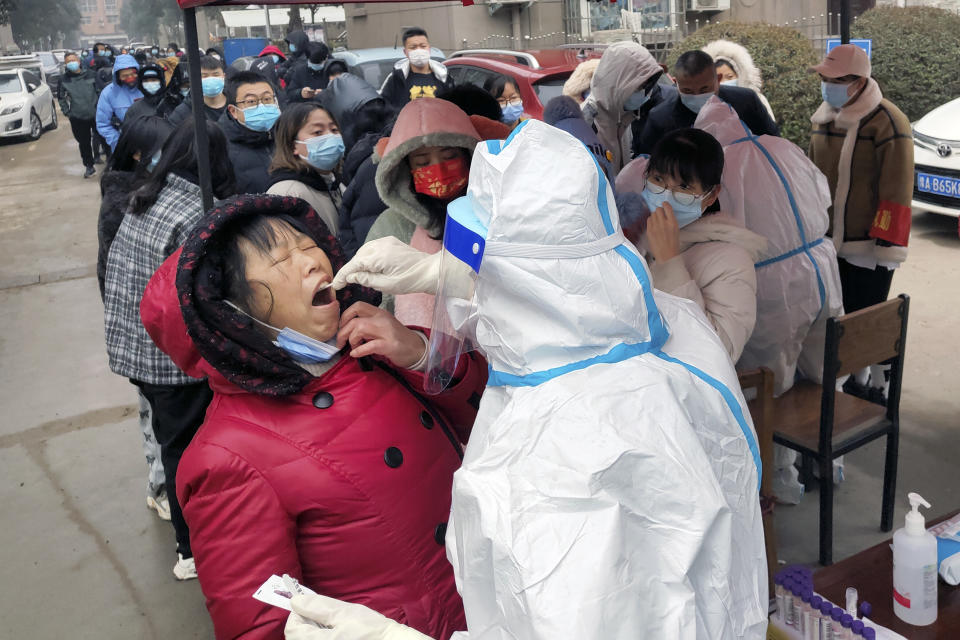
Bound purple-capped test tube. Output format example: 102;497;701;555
859;601;872;619
862;627;876;640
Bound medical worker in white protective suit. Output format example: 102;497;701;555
284;119;768;640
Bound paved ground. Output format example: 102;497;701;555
0;114;957;638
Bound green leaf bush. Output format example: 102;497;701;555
671;22;822;149
852;6;960;122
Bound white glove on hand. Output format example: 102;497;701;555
332;237;441;295
284;593;434;640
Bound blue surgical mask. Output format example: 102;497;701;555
148;151;161;172
679;91;714;114
142;80;161;95
307;61;324;72
501;102;524;124
289;44;297;53
623;90;650;112
720;79;738;87
271;54;280;64
821;81;852;109
180;87;190;98
66;61;80;73
297;133;345;171
226;301;340;364
98;50;108;57
201;76;224;97
151;49;159;55
641;185;705;229
240;103;281;132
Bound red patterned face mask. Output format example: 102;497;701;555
411;156;469;200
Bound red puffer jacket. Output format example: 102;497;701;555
142;250;486;640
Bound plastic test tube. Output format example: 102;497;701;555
840;613;854;640
831;607;845;640
800;590;814;639
783;579;796;627
774;573;786;623
792;582;805;631
850;620;864;638
861;627;876;640
808;595;823;640
858;601;872;620
845;587;858;617
819;602;834;639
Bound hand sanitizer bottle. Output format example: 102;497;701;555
892;492;938;626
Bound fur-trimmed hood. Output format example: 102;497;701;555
562;58;600;102
373;99;480;236
703;40;763;93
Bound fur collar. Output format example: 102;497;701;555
392;57;449;83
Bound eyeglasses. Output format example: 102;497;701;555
645;178;710;206
236;94;277;109
497;97;522;108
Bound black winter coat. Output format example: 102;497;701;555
284;62;331;103
97;170;135;298
167;99;227;127
218;112;275;194
58;69;99;121
634;85;780;156
338;136;386;259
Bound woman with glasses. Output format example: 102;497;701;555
221;70;281;193
616;127;767;361
483;74;525;127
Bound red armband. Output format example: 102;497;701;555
869;200;911;246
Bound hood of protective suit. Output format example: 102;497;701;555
374;98;480;236
589;41;661;171
447;119;767;640
694;96;843;393
112;53;140;85
703;39;764;93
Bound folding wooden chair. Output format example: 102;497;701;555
738;367;777;600
772;295;909;565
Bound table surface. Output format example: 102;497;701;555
814;510;959;639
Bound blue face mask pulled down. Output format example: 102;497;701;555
241;103;281;132
501;102;524;124
225;301;339;364
641;185;704;229
298;133;345;171
680;91;714;114
821;81;853;109
201;76;224;97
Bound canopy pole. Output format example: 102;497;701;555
183;6;215;212
840;0;850;44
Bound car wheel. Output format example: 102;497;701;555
46;101;58;130
28;109;43;140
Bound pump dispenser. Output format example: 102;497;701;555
892;492;938;625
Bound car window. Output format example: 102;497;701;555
0;73;23;93
451;65;496;90
533;77;569;105
356;60;399;89
22;70;41;87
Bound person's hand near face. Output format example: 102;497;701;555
337;303;426;369
646;201;681;264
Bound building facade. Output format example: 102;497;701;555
78;0;127;47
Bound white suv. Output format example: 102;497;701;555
0;64;58;141
911;97;960;218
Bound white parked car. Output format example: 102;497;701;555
0;65;58;141
912;97;960;218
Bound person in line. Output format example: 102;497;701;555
124;62;177;121
219;71;280;193
280;29;311;78
436;84;510;140
58;51;100;178
583;41;673;177
95;53;143;151
380;27;454;109
543;95;612;180
809;44;913;403
482;74;525;128
167;42;182;58
267;103;344;234
103;119;236;581
702;39;775;120
250;44;287;92
140;195;487;640
204;46;224;63
167;55;228;126
365;99;481;322
285;41;332;103
561;57;600;104
617;127;766;362
96;115;175;524
314;119;768;640
635;50;779;156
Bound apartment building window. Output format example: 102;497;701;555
80;0;98;12
104;0;117;10
81;16;92;25
106;13;118;23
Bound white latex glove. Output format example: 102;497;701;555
284;593;434;640
332;237;441;295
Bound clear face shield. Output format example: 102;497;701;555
424;196;488;395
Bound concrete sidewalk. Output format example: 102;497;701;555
1;119;958;638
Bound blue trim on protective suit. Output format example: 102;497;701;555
487;340;654;387
484;118;531;155
755;237;824;268
654;352;762;485
728;123;827;317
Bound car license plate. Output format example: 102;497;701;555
916;172;960;199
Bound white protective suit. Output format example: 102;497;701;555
444;120;767;639
693;97;844;396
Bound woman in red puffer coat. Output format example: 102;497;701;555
141;194;486;640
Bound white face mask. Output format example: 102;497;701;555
408;48;431;68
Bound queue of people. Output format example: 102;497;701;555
82;27;913;638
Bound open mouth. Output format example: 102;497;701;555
311;284;334;307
